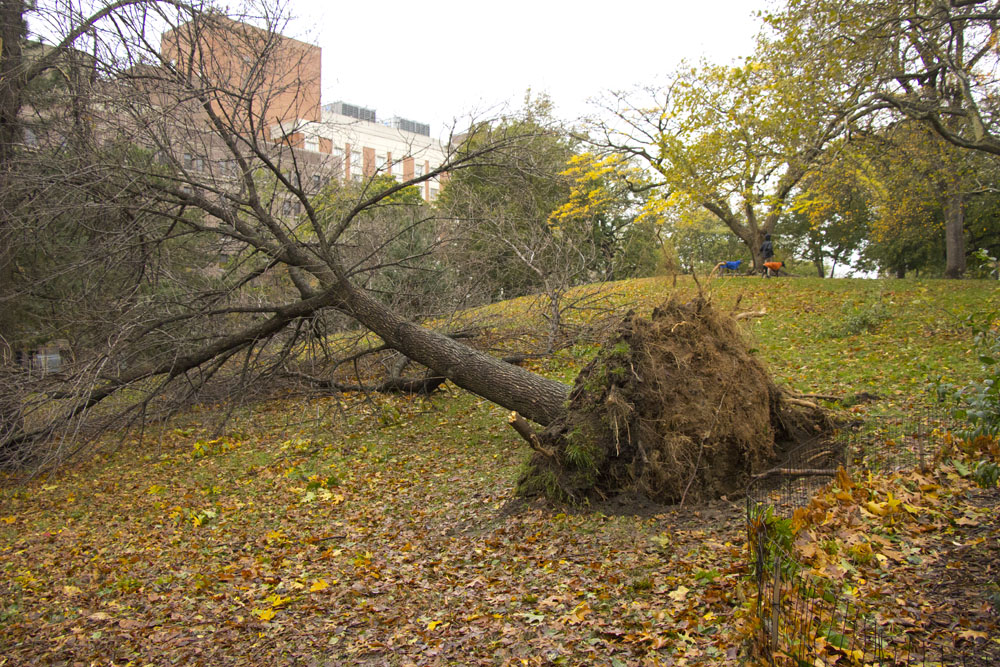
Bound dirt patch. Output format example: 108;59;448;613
518;295;833;504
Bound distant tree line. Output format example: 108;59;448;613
586;0;1000;279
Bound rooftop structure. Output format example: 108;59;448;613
159;17;446;200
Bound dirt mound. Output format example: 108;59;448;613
517;295;833;504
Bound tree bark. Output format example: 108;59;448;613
0;0;27;355
336;281;569;426
944;192;967;279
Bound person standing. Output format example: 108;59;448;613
759;234;775;277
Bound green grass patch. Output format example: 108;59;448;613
1;276;997;664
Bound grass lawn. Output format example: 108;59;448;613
1;276;998;665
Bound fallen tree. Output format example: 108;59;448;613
2;1;834;504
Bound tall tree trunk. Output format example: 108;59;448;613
0;0;26;167
809;238;825;277
0;1;27;451
0;0;27;358
944;193;966;279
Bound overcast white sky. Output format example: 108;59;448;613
285;0;772;138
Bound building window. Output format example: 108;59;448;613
331;147;345;180
350;151;361;178
312;174;322;190
282;199;301;216
415;163;424;177
305;135;319;152
183;153;204;171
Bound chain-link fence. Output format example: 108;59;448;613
744;412;976;665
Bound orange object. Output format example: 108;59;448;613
763;261;783;271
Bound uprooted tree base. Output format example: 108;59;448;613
516;295;835;504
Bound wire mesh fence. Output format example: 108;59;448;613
744;410;976;665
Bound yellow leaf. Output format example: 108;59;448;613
265;594;292;608
884;491;901;514
560;601;592;624
254;608;276;621
668;585;690;602
309;579;329;592
62;585;82;596
864;501;886;516
426;619;444;631
0;516;15;524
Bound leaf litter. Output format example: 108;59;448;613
1;277;999;665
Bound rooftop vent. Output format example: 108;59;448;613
389;116;430;136
324;101;377;123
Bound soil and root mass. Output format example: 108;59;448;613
517;295;834;504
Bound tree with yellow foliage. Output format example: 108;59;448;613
588;30;869;273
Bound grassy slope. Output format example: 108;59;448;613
0;276;997;665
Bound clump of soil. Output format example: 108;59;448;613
517;295;833;504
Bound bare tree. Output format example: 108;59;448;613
1;0;572;466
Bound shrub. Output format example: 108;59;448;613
820;292;891;338
937;310;1000;487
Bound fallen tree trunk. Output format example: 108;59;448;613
335;280;570;427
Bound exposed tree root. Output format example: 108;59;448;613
517;294;836;504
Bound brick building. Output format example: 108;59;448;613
162;16;446;200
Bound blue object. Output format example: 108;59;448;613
721;260;741;271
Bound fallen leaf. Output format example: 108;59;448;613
253;608;276;621
668;586;690;602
